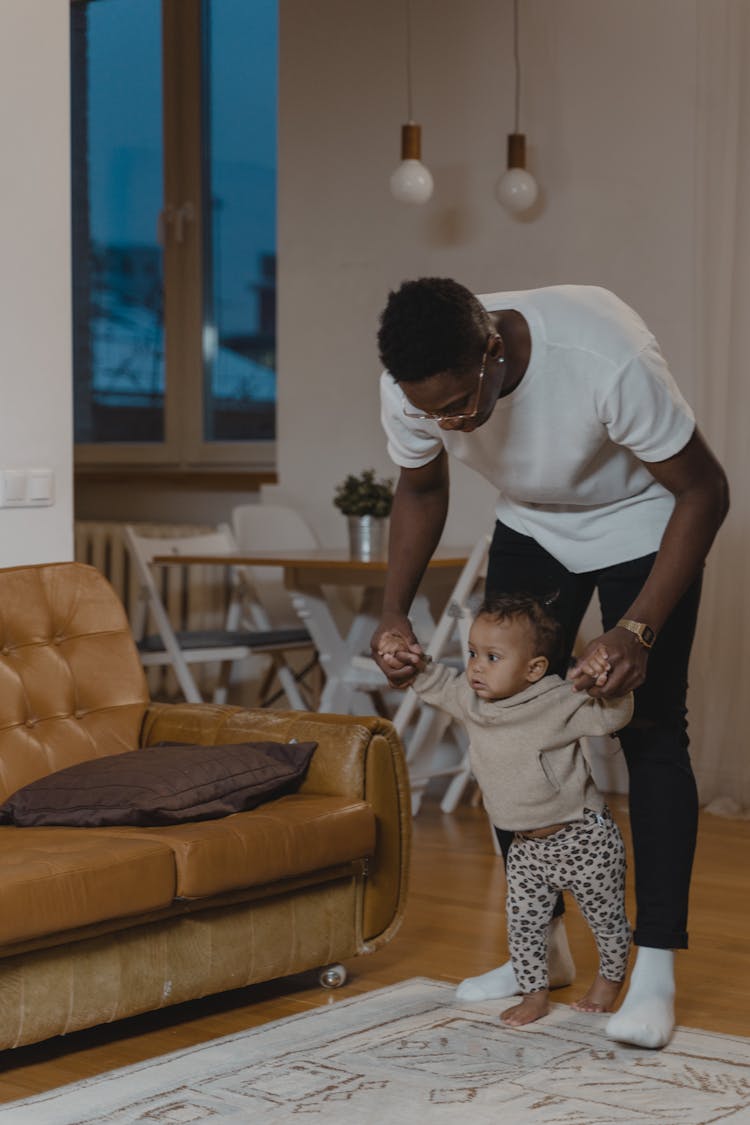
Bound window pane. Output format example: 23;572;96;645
203;0;277;443
72;0;164;444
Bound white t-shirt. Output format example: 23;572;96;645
380;285;695;572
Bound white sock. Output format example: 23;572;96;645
456;960;520;1001
455;916;575;1002
606;947;675;1049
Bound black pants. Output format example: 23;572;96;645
487;520;702;950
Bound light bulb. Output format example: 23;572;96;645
496;167;538;212
496;133;538;215
390;123;433;204
391;160;434;204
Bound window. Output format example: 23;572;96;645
71;0;277;470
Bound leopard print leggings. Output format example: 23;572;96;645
505;806;631;994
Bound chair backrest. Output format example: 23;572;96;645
232;503;318;552
391;536;490;737
123;523;315;710
124;522;256;703
231;503;318;629
124;523;240;641
0;562;148;800
425;535;491;661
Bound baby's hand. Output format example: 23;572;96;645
569;644;610;687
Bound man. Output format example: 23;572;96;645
371;278;729;1048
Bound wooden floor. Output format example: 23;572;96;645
0;794;748;1104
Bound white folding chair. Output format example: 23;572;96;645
230;503;324;708
232;503;318;553
232;502;393;717
231;502;318;633
392;535;491;816
123;523;315;708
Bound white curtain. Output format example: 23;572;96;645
689;0;750;816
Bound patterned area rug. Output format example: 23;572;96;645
2;978;750;1124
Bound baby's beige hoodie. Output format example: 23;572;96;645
412;665;633;831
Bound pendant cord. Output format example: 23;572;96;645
512;0;521;133
405;0;414;122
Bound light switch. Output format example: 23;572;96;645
0;469;55;508
2;471;26;503
27;470;54;503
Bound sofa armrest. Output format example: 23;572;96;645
141;703;411;947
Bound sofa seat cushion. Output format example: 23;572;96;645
0;828;176;946
105;793;377;898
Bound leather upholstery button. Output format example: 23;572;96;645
25;719;34;728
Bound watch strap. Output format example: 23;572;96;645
617;618;656;649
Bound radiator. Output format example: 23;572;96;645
73;520;229;698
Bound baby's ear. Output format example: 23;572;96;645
527;655;548;683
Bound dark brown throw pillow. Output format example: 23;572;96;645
0;740;317;828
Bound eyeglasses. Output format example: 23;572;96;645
402;346;488;425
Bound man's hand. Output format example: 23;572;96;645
569;628;648;697
371;614;424;688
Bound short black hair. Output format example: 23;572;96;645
377;277;491;383
476;592;563;666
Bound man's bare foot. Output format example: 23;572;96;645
571;973;624;1013
501;989;550;1027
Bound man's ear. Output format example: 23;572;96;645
527;655;548;683
487;332;503;355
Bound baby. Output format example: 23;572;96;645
380;592;633;1027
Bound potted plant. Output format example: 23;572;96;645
333;469;394;559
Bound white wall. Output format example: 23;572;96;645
274;0;699;547
0;0;701;562
2;1;740;800
0;3;73;566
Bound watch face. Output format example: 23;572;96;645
642;625;655;647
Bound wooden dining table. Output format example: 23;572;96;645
155;545;468;582
153;545;470;716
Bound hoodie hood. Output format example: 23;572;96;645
467;672;570;723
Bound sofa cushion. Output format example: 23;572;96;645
106;793;377;898
0;828;176;946
0;741;317;828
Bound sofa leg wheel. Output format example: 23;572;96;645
319;963;347;989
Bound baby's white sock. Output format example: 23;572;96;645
606;947;675;1049
455;916;575;1002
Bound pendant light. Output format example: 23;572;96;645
390;0;434;204
496;0;539;214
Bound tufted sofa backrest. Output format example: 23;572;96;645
0;562;149;802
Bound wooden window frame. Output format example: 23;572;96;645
73;0;276;474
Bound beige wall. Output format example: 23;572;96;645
273;0;699;547
5;0;702;557
4;0;742;800
0;2;73;565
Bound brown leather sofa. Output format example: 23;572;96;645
0;562;411;1050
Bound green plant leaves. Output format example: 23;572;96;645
333;469;394;517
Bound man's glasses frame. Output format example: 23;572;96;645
402;346;489;424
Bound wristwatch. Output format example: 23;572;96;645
616;619;656;649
